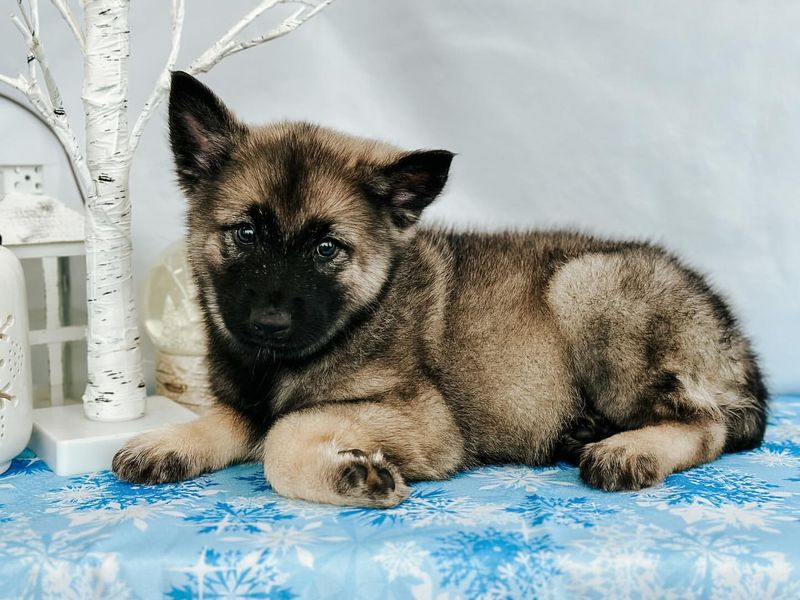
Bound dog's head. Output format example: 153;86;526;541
168;71;453;358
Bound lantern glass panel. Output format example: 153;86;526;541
19;253;87;407
64;339;87;404
20;259;45;330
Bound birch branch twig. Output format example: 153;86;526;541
129;0;184;153
127;0;335;153
0;73;27;94
4;0;94;196
188;0;283;72
50;0;86;52
187;0;336;75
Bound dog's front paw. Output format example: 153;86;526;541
112;434;194;485
332;449;409;508
579;441;663;491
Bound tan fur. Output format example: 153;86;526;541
580;420;727;491
211;125;401;230
112;405;256;483
114;74;767;508
264;386;464;506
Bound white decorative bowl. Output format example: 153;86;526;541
0;244;33;474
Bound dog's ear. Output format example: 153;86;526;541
365;150;455;227
168;71;244;187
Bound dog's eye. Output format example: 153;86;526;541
316;238;340;260
235;224;256;245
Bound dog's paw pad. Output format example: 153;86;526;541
112;442;192;485
334;449;407;507
579;443;663;491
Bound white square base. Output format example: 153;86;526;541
28;396;197;476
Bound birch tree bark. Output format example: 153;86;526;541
2;0;337;422
81;0;145;420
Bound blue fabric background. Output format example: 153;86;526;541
2;395;799;599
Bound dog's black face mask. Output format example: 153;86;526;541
167;71;453;359
208;214;352;357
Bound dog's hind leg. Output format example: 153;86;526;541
579;419;726;491
112;404;258;484
547;251;767;490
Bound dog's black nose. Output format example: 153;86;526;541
250;308;292;339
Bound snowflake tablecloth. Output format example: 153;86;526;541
2;395;800;599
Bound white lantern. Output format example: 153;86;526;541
0;188;87;408
0;242;33;474
142;241;212;413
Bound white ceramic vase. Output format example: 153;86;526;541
0;243;33;475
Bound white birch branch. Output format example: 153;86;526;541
13;14;62;115
0;74;27;94
11;15;41;99
4;74;93;196
187;0;336;75
188;0;283;72
4;1;93;196
16;0;34;32
50;0;86;52
128;0;184;154
127;0;336;154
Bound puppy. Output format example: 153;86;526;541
113;72;767;507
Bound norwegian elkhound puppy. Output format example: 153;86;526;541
113;72;767;507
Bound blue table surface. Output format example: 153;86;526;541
2;395;799;599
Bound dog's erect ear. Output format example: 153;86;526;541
365;150;455;227
168;71;244;187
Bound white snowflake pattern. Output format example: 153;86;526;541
469;465;575;493
745;446;800;468
167;548;292;599
506;494;621;528
0;519;115;597
0;454;50;482
432;528;554;598
39;553;133;600
711;552;800;599
628;481;686;507
632;465;791;509
183;495;295;534
40;473;221;535
342;487;514;528
559;523;664;599
766;418;800;445
230;473;344;521
62;499;186;532
669;500;795;533
44;472;221;516
488;551;562;600
221;520;348;569
558;521;790;598
373;541;430;582
269;495;344;521
657;525;780;595
43;476;116;512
